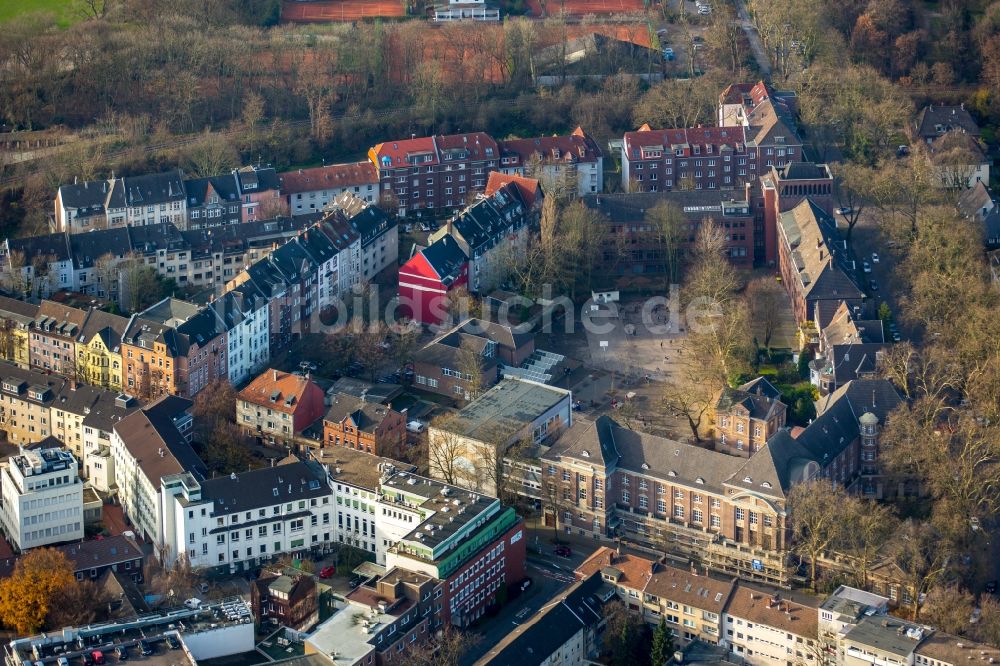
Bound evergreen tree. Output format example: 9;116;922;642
650;618;675;666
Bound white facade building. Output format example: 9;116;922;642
214;289;270;387
0;447;84;550
162;459;336;571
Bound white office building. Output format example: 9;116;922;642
0;446;83;550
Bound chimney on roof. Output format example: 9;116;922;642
273;369;277;381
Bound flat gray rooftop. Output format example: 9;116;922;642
437;377;568;441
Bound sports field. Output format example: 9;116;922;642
282;0;406;22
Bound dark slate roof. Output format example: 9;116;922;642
778;162;828;180
915;105;981;139
80;392;141;433
727;430;815;499
199;459;328;517
55;534;144;572
184;173;240;206
820;343;889;386
716;385;783;421
454;318;533;353
8;232;71;263
58;180;109;210
323;393;399;433
738;377;782;400
77;309;130;351
127;222;186;255
235;166;280;193
779;199;863;303
293;225;338;267
420;234;468;283
475;571;607;666
328;378;404;405
446;183;528;254
346;201;394;248
122;169;186;206
69;228;132;269
413;334;499;374
815;378;903;425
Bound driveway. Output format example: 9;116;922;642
732;0;771;79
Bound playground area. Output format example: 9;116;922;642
282;0;406;22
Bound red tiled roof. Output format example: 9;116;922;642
575;546;656;587
500;128;602;166
278;162;377;195
436;131;498;158
371;136;439;169
485;173;542;209
239;369;321;415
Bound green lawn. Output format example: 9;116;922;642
0;0;79;27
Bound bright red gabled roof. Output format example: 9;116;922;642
436;132;498;160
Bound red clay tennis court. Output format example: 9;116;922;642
536;0;646;14
282;0;406;22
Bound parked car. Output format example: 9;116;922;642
897;145;910;157
863;261;872;273
82;654;95;666
871;252;879;263
57;657;69;666
656;28;667;36
985;580;998;594
406;420;425;434
662;47;675;60
554;545;572;557
90;653;105;666
869;279;878;292
115;646;128;661
139;641;153;656
698;5;711;13
835;206;852;215
165;637;181;651
319;565;336;579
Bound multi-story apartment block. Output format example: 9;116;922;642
74;309;130;391
369;132;500;217
161;457;333;571
251;572;319;631
122;298;228;399
839;616;928;666
379;470;527;627
713;377;786;457
575;546;735;646
111;395;203;552
323;393;407;458
914;634;1000;666
498;127;604;196
55;169;187;233
184;173;244;229
429;377;572;495
0;369;63;444
0;232;74;299
0;296;38;368
327;451;414;555
429;181;532;294
306;567;444;666
237;369;326;447
718;82;803;167
819;586;890;661
776;199;864;325
723;586;820;665
621;125;750;194
50;384;138;462
210;286;270;387
80;393;143;492
29;300;87;376
233;166;282;223
326;193;398;282
0;446;83;550
279;161;380;216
